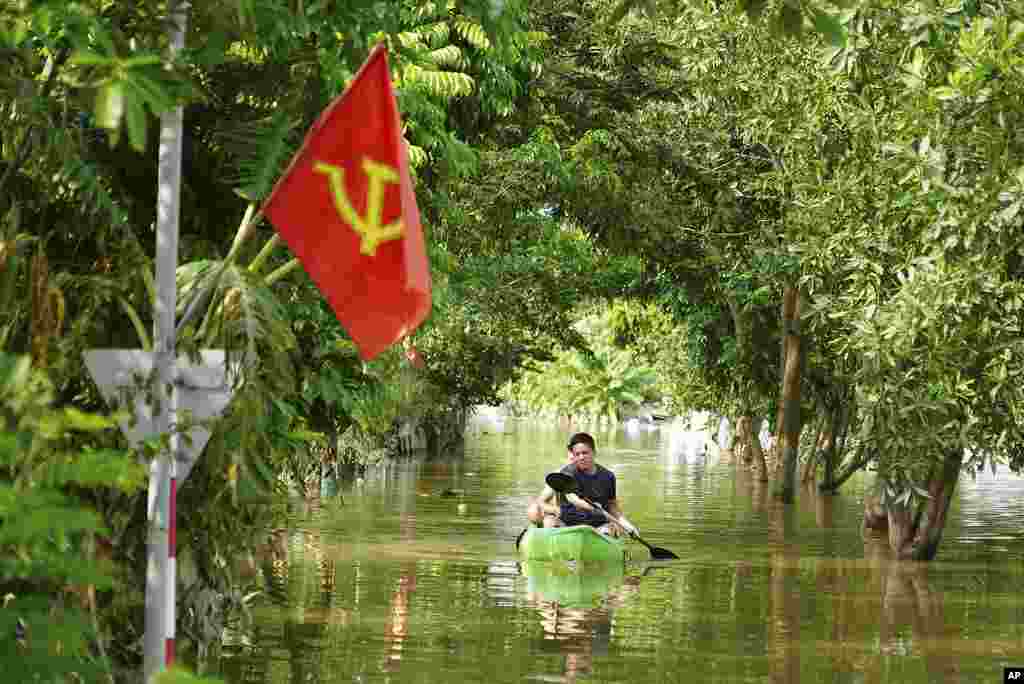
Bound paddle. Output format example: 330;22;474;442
544;472;679;560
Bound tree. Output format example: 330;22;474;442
789;1;1024;558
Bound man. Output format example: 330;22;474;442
526;432;639;537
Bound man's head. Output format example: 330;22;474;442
567;432;597;474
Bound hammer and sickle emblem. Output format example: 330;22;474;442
313;158;405;256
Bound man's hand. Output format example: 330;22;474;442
566;493;600;515
617;518;639;537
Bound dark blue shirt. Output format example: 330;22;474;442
558;463;616;527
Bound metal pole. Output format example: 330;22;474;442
145;1;188;680
143;440;171;682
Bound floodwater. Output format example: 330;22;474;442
218;419;1024;683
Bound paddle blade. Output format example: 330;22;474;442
630;532;679;560
545;472;577;494
649;545;679;560
515;527;527;550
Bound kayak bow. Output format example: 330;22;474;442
518;524;627;562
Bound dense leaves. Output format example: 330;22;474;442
0;353;145;682
501;307;661;420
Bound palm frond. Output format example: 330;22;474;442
407;142;429;168
176;260;220;310
454;19;491;51
212;266;294;345
427;45;466;69
402;64;475;98
217;110;299;201
420;21;451;47
396;31;428;50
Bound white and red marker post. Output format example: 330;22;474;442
145;1;187;679
167;461;177;667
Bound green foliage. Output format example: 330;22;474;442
789;0;1024;484
221;111;299;201
0;2;189;152
412;208;646;411
501;308;660;420
0;228;34;350
0;353;145;682
1;0;550;459
156;667;225;683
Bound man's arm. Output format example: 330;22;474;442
532;485;559;515
565;493;599;514
605;499;638;535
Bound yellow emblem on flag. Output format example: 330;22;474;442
314;158;405;256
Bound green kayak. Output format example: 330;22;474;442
518;525;627;562
520;560;625;607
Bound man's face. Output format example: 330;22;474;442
570;443;595;472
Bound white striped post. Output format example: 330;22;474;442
167;455;177;666
146;1;188;680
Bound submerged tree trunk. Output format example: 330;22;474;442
887;449;963;560
773;287;803;502
735;415;752;465
862;486;889;532
800;413;826;485
806;398;848;489
820;406;838;490
749;415;768;481
770;353;786;475
820;393;854;490
727;293;768;480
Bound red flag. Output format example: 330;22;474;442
262;45;431;360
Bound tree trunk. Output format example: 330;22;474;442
819;401;849;491
773;287;803;502
800;413;826;485
824;444;872;494
726;295;760;474
749;415;768;481
735;415;752;464
862;485;889;532
887;449;963;560
770;373;785;476
421;419;439;456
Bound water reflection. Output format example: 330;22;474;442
663;420;711;470
382;489;420;673
524;562;640;683
382;564;415;672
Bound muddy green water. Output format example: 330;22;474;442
219;420;1024;683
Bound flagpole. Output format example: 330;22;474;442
145;0;188;680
